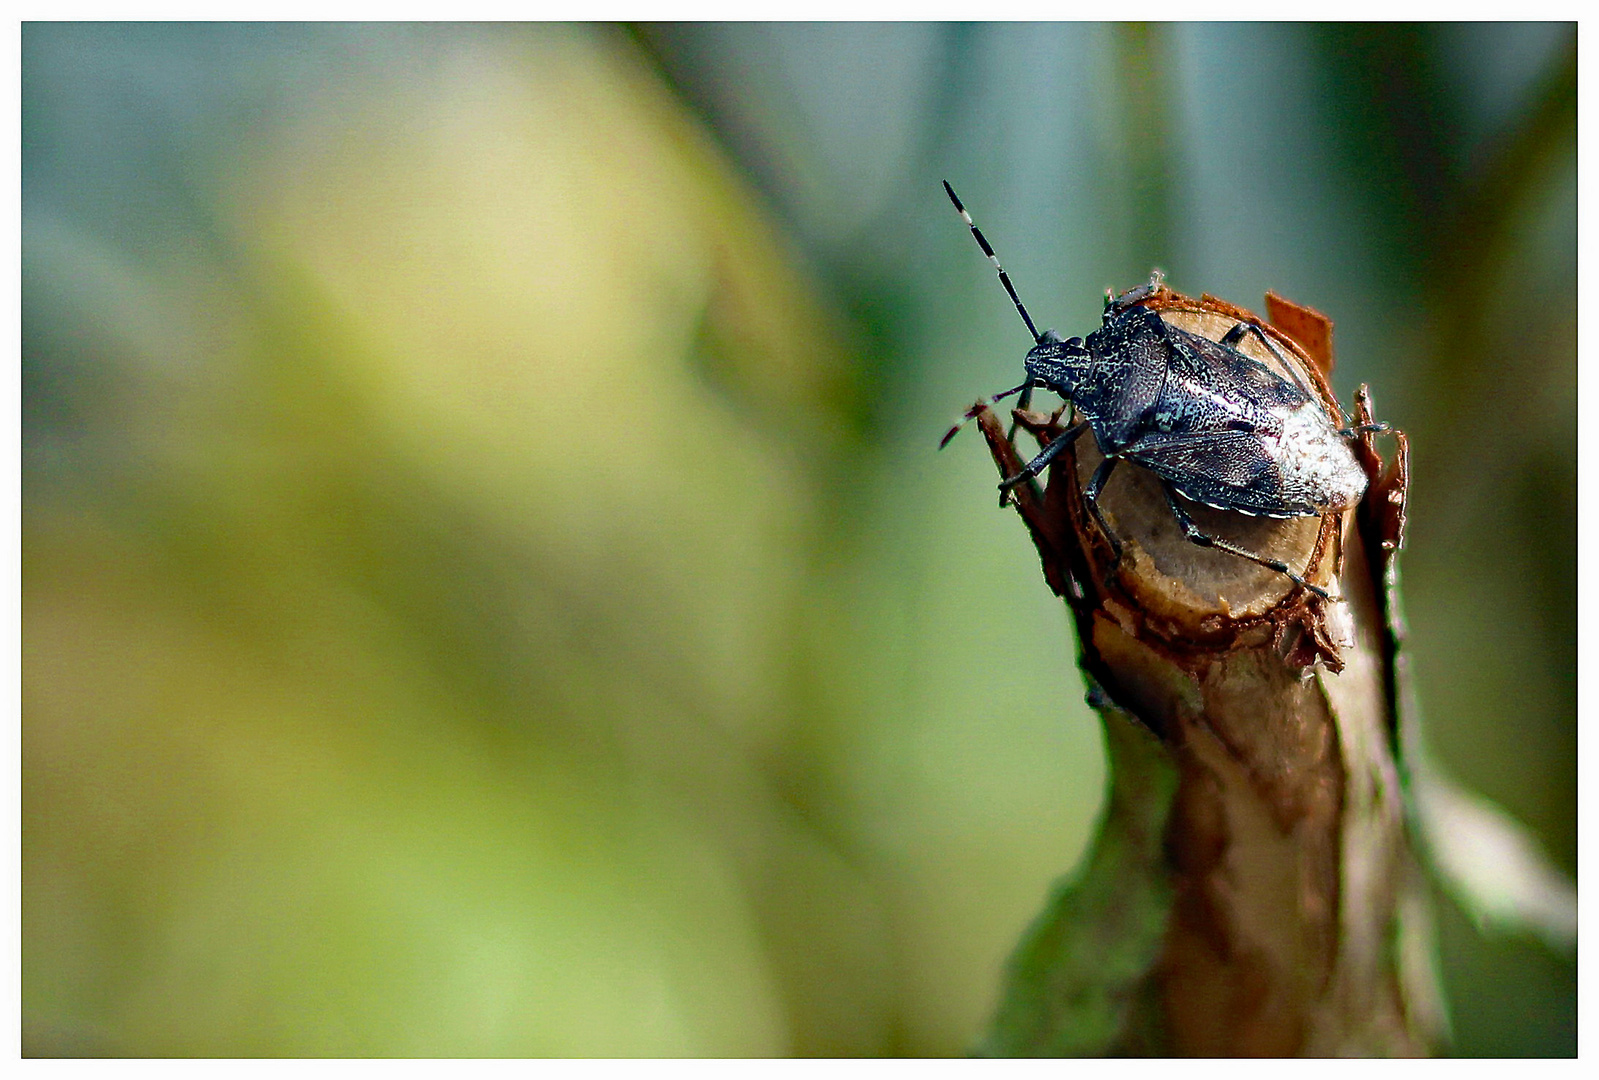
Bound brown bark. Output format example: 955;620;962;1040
978;287;1443;1055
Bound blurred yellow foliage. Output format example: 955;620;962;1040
25;26;866;1055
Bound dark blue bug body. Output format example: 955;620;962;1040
941;182;1378;600
1021;302;1367;519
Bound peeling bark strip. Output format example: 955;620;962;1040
978;287;1442;1056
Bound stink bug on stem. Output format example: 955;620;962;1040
939;181;1386;601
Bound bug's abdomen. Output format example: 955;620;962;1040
1123;429;1318;518
1122;399;1366;518
1265;400;1368;513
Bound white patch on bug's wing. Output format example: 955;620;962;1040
1271;401;1368;510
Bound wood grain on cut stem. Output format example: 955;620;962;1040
977;287;1442;1056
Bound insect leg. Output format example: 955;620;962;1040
1081;456;1122;565
1161;483;1331;600
1221;321;1316;398
999;419;1091;496
1223;322;1393;442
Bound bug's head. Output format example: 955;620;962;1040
1023;335;1091;401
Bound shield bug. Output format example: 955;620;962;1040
939;181;1384;601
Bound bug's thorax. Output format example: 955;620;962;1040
1072;306;1173;445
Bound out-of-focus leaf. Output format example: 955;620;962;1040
23;24;864;1056
1410;760;1577;953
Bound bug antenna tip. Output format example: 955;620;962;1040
938;417;968;449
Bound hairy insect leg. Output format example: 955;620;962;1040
1081;456;1123;567
998;419;1090;501
1161;483;1331;600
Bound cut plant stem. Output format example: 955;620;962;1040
975;288;1443;1057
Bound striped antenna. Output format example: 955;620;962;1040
943;180;1044;345
938;380;1029;448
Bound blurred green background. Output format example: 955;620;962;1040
22;23;1575;1056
